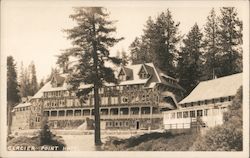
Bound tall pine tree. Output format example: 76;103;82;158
129;10;181;77
177;23;203;94
129;37;151;64
19;62;30;98
7;56;20;135
7;56;20;105
153;10;181;77
217;7;242;76
203;8;220;80
29;61;38;96
117;49;129;66
60;7;123;145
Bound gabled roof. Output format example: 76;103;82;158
14;102;31;109
31;63;183;99
179;73;242;104
52;74;66;86
31;74;69;99
118;63;162;86
121;67;133;80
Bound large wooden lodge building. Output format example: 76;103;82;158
11;63;242;132
11;63;185;131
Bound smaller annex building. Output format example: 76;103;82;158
163;73;242;130
11;102;32;131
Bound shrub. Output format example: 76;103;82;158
192;86;243;151
192;124;242;151
39;118;66;150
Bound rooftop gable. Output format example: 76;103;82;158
179;73;242;104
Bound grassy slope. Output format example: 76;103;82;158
103;130;199;151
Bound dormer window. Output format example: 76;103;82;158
118;68;127;81
139;66;149;79
51;77;57;88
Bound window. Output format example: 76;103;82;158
74;110;81;116
59;110;65;116
125;121;129;127
205;100;208;105
142;95;146;102
183;111;189;118
122;97;128;103
204;109;209;116
101;97;109;105
139;67;148;79
111;97;118;104
146;95;150;102
51;111;57;117
177;112;182;118
171;113;175;119
118;69;127;81
110;108;118;115
141;107;150;114
220;97;225;102
190;111;195;118
197;110;203;117
131;107;139;115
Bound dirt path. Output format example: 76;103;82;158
59;133;133;151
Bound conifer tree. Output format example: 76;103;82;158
60;7;123;145
129;10;181;77
217;7;242;76
177;24;203;94
7;56;20;105
56;52;70;73
29;61;38;95
129;37;148;64
39;78;45;90
153;10;181;77
19;62;30;98
203;8;220;80
7;56;20;134
116;49;129;66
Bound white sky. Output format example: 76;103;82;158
1;1;244;81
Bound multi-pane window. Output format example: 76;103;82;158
101;97;109;105
197;110;203;117
204;109;209;116
190;111;195;118
177;112;182;118
183;111;189;118
111;97;118;104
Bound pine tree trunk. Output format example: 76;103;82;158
93;86;102;145
92;13;102;145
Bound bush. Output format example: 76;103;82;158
192;86;243;151
192;124;242;151
7;136;40;148
39;118;66;150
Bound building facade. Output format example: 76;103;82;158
11;102;32;131
163;73;242;130
12;63;184;131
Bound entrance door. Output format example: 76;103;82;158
136;121;140;130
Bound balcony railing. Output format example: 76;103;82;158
47;113;163;121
